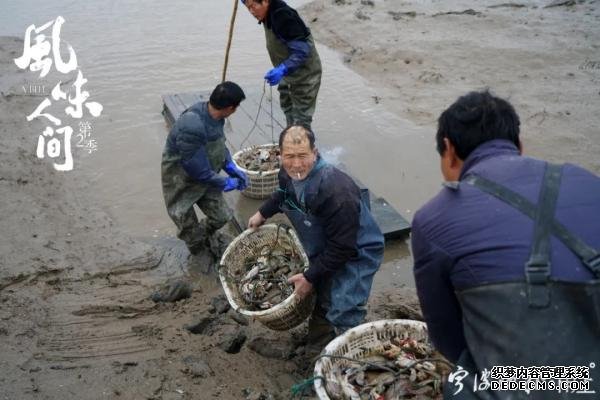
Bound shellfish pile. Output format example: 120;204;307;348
234;145;280;172
326;337;452;400
232;235;305;311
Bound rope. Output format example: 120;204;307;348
270;85;275;143
239;81;267;149
291;376;325;398
221;0;276;149
222;0;239;82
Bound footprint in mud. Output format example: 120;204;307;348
150;280;192;303
418;71;444;83
72;304;155;316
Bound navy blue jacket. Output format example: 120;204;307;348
259;159;361;283
411;140;600;363
165;102;231;188
264;0;312;74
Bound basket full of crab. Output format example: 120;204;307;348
232;143;280;199
218;224;316;331
314;319;453;400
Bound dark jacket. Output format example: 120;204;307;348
263;0;312;74
259;160;361;283
165;101;231;188
411;139;600;363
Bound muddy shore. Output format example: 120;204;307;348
0;34;419;400
0;36;297;400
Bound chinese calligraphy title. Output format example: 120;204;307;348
14;16;103;171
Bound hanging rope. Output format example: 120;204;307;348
222;0;239;82
221;0;277;149
270;85;275;144
239;81;267;149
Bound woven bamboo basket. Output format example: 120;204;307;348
218;224;316;331
232;144;280;199
314;319;430;400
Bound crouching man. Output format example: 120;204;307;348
248;125;384;354
162;82;248;264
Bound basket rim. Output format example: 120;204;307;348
218;223;311;318
313;319;428;400
232;144;280;177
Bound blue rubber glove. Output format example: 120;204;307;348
223;177;242;192
236;177;248;191
223;160;248;188
264;64;287;86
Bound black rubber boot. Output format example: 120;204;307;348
187;250;216;275
305;311;336;361
206;231;232;261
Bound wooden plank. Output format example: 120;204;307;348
161;91;411;240
161;95;178;126
371;197;411;239
336;164;411;239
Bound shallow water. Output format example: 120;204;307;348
1;0;445;289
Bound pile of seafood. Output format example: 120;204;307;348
231;234;305;311
326;337;452;400
235;145;280;172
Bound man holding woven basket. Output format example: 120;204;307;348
162;82;248;266
248;125;385;355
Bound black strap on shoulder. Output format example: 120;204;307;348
524;163;562;307
463;164;600;291
299;164;328;213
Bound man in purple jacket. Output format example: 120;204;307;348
412;90;600;398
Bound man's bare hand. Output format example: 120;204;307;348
288;273;313;299
247;211;266;231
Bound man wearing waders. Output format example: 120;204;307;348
248;126;384;357
162;82;248;267
412;90;600;399
242;0;322;129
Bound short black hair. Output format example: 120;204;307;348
279;125;316;150
209;81;246;110
436;90;520;160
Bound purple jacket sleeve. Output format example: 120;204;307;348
271;8;311;74
179;144;226;188
281;40;310;75
411;219;467;364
